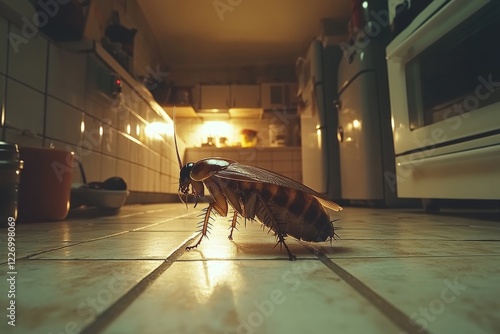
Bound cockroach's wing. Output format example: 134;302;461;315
215;163;343;212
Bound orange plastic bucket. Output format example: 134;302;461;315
18;147;74;222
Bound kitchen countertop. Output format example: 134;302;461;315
1;204;500;333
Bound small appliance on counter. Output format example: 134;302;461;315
269;124;286;147
0;141;23;227
240;129;258;147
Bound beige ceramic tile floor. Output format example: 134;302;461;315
1;203;500;334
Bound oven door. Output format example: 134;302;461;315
386;0;500;199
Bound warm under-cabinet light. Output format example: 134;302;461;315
201;121;233;139
145;122;174;139
352;119;361;129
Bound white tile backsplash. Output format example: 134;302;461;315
116;105;130;134
101;154;117;181
101;124;117;157
292;149;301;160
149;150;160;172
81;150;102;182
3;128;43;147
116;159;131;188
80;114;102;154
116;131;130;161
146;169;154;192
129;164;141;191
7;25;47;92
0;16;7;74
170;159;179;179
129;140;139;164
46;97;83;145
160;175;169;193
274;150;292;161
85;97;105;120
160;156;171;175
137;143;146;166
0;13;185;197
47;44;86;110
169;177;178;193
152;171;161;193
272;160;292;173
292;159;302;172
5;79;44;134
257;161;273;170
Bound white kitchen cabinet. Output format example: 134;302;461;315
200;85;230;109
201;84;261;109
261;83;298;110
230;84;261;108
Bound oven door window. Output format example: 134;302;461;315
405;3;500;130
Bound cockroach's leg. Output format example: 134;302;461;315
256;193;296;261
330;220;340;244
275;232;296;261
228;210;239;240
186;203;214;251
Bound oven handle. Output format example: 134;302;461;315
397;144;500;167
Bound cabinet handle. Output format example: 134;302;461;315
337;126;344;143
334;99;342;110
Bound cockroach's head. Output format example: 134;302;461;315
179;162;194;195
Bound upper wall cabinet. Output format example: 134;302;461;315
200;84;261;109
230;84;261;108
200;85;231;109
261;83;298;110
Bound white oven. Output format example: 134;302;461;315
386;0;500;200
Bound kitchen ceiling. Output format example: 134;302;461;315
136;0;351;67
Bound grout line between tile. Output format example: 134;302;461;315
130;211;199;231
8;212;201;263
321;254;500;259
302;243;431;334
79;233;200;334
22;231;131;260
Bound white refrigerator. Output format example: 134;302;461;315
297;40;342;200
336;39;400;206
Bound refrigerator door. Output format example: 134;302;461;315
301;112;326;193
337;70;384;200
300;40;342;197
300;41;327;193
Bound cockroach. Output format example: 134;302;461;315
173;110;342;261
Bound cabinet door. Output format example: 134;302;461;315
261;83;284;110
285;82;299;108
200;85;230;109
230;85;261;108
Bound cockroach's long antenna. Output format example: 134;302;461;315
173;106;183;169
178;192;185;206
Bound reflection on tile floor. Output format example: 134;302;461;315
1;203;499;334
